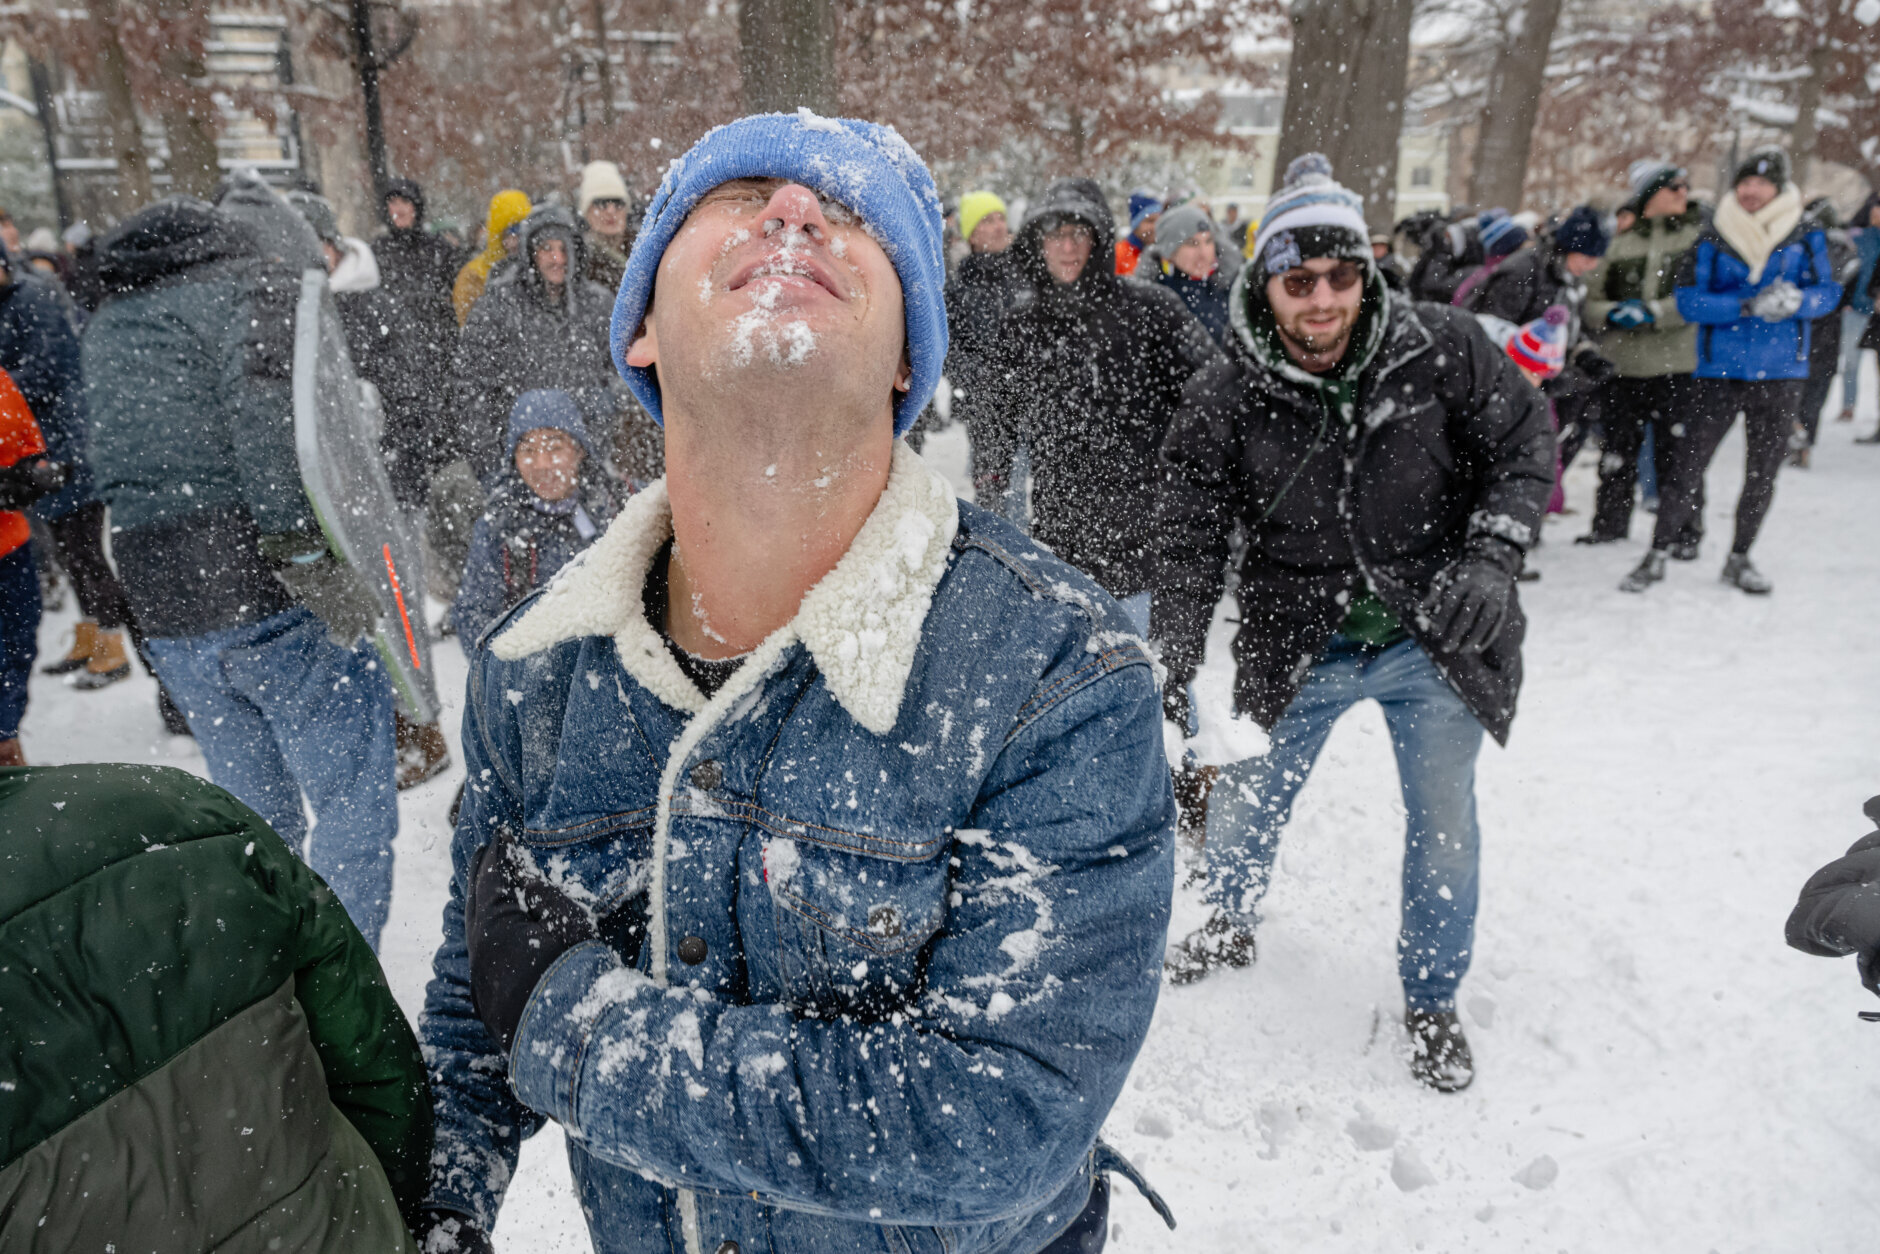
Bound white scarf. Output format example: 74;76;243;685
1713;184;1803;284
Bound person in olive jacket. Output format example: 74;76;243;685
1151;154;1553;1093
0;762;432;1252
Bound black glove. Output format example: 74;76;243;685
1785;797;1880;996
1422;539;1522;654
1162;682;1193;734
261;531;380;648
0;457;68;509
465;830;599;1053
414;1207;495;1254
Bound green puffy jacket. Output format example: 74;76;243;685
1583;206;1708;378
0;764;431;1252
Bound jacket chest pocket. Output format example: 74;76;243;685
760;828;951;1019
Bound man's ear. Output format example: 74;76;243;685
625;314;659;369
893;342;912;393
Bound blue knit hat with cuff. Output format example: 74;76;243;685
610;110;948;438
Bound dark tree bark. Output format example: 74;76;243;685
152;0;221;200
350;0;390;207
1465;0;1566;211
26;56;72;230
1789;43;1831;190
741;0;836;114
79;0;155;208
1274;0;1415;231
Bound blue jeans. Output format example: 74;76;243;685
0;542;39;740
145;606;398;948
1842;309;1871;410
1204;635;1483;1010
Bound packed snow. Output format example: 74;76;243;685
24;386;1880;1250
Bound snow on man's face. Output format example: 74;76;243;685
627;178;909;428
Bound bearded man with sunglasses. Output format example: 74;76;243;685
1151;154;1553;1092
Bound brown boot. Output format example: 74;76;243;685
396;712;452;790
73;629;133;690
41;620;97;675
0;738;25;767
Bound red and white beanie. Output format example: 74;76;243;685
1505;305;1569;379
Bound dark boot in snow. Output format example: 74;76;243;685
1406;1007;1474;1092
1721;553;1772;595
1668;537;1702;562
1164;909;1256;986
396;712;453;790
1618;549;1667;593
1171;760;1218;853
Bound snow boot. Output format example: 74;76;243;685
1857;429;1880;444
1572;531;1623;546
71;630;132;689
1668;537;1701;562
41;620;98;675
1164;909;1256;986
1618;549;1667;593
1837;406;1855;424
1721;553;1772;595
1171;760;1218;854
1406;1007;1474;1092
396;712;452;790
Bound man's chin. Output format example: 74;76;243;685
1281;322;1354;358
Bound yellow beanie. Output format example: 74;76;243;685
958;191;1008;243
486;189;532;239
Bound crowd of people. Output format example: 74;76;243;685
1;108;1877;1254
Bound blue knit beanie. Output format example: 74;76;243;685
611;110;948;438
1552;205;1610;259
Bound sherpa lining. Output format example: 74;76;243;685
491;442;960;736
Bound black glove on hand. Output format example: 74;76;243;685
1785;797;1880;996
1422;539;1522;654
466;830;598;1053
414;1207;496;1254
0;457;68;509
261;532;380;648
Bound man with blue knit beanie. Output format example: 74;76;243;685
418;111;1177;1254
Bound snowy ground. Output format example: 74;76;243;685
23;370;1880;1251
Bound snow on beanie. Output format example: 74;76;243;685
1250;152;1371;280
1505;305;1569;379
611;109;948;438
957;190;1007;243
577;161;631;216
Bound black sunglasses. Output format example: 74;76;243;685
1280;261;1363;299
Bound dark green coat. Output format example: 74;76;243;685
0;764;431;1252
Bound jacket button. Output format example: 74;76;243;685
867;904;902;938
690;759;723;791
678;935;709;965
715;1243;740;1254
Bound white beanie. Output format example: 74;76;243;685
577;161;631;216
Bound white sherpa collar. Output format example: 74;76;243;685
491;442;960;736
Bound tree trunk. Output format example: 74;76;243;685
1466;0;1566;211
1789;43;1831;193
348;0;390;208
740;0;836;114
1274;0;1415;232
152;0;219;198
80;0;155;210
288;14;375;238
26;55;72;230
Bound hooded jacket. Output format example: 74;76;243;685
1584;204;1707;378
1151;269;1554;744
453;389;619;643
0;244;89;521
957;177;1222;598
375;177;464;323
0;763;433;1252
82;198;311;637
453;190;532;324
1676;188;1841;381
452;206;623;483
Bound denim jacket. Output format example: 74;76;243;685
419;445;1177;1254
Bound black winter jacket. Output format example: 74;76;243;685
959;178;1222;598
1151;279;1553;744
942;249;1022;399
452;208;620;483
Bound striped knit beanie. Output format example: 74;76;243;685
1505;305;1569;379
1250;153;1371;282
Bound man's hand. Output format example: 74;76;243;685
1605;300;1654;330
1748;280;1803;323
415;1207;496;1254
465;831;599;1053
1422;540;1522;654
0;457;68;509
260;531;380;648
1785;797;1880;996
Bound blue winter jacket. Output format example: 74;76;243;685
0;267;89;520
1675;224;1841;381
420;446;1177;1254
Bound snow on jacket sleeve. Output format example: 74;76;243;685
1150;360;1244;691
417;655;549;1228
506;665;1176;1226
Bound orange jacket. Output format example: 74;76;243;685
1114;237;1143;276
0;368;46;560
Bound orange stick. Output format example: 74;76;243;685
383;543;422;669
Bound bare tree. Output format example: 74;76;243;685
1274;0;1416;230
1464;0;1565;209
74;0;154;207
